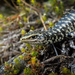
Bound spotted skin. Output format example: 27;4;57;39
20;8;75;45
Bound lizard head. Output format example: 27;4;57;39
20;31;46;45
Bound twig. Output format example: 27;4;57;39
52;43;58;56
21;0;47;31
27;14;32;22
4;0;17;11
41;55;70;64
11;0;19;11
0;31;9;34
42;67;51;75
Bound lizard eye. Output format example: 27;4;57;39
31;35;38;39
32;36;36;39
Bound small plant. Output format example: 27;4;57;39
21;48;26;52
23;16;27;22
48;67;75;75
0;27;3;32
49;73;57;75
4;43;42;74
31;0;37;6
30;0;41;8
17;0;21;4
49;0;64;16
19;55;23;60
25;43;32;50
28;56;40;74
17;0;23;8
44;5;50;12
20;44;42;74
4;58;21;75
24;67;33;75
36;19;42;24
31;26;34;30
61;67;73;75
19;21;24;27
31;51;38;57
42;15;47;21
35;45;43;50
0;14;4;19
49;22;54;28
68;0;75;4
24;67;38;75
31;57;37;65
21;29;26;36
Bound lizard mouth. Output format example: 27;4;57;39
20;37;44;45
20;33;44;45
20;38;37;42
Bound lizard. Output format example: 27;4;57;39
20;8;75;46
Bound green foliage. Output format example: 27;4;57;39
13;69;19;74
31;26;34;30
49;0;57;7
55;6;59;15
42;15;47;21
17;0;22;6
0;27;3;32
19;21;24;27
31;51;38;57
21;29;26;35
49;0;64;16
21;48;26;52
25;43;32;49
31;0;37;6
23;16;27;22
49;68;75;75
24;67;38;75
26;7;30;12
24;67;33;75
4;60;20;75
19;55;23;60
68;0;75;3
0;14;3;18
5;62;9;66
35;45;43;50
31;57;37;64
49;73;57;75
44;5;49;12
60;1;63;9
49;22;54;28
17;0;21;4
31;0;36;4
14;58;20;65
62;68;72;75
20;43;41;74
